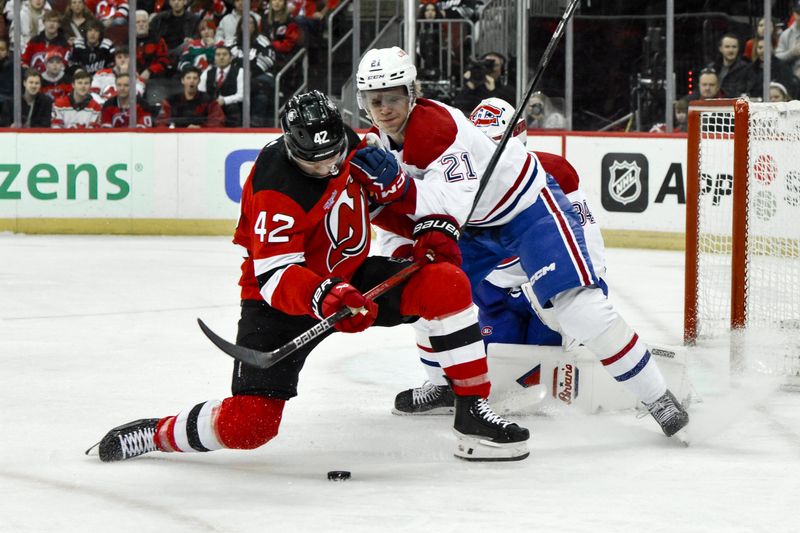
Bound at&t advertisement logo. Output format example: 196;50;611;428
601;153;649;212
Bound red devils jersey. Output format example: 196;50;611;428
234;127;369;316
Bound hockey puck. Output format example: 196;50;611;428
327;470;351;481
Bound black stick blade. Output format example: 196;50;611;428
197;318;274;369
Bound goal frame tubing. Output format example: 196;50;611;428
684;98;750;345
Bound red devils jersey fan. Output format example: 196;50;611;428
87;91;530;464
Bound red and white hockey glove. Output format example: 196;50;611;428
350;147;409;204
311;278;378;333
411;215;462;266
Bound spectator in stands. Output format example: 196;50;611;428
526;91;565;129
40;50;73;100
416;0;444;80
769;81;792;102
92;45;146;102
198;44;241;126
0;69;52;127
52;69;102;127
744;17;779;61
0;38;11;105
264;0;300;66
232;13;274;125
290;0;337;63
649;97;689;133
86;0;130;27
747;37;799;100
689;67;722;100
452;51;515;115
706;33;750;98
22;10;70;72
776;2;800;79
150;0;199;63
71;19;116;75
216;0;257;43
10;0;51;50
136;10;170;81
189;0;225;24
157;65;224;127
0;0;7;42
61;0;96;44
101;72;154;127
178;18;220;72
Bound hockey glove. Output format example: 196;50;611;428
411;215;462;266
311;278;378;333
350;146;409;204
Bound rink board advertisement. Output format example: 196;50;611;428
0;131;688;242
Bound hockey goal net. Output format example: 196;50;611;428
684;98;800;378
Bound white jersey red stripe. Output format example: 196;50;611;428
541;185;593;287
369;99;545;228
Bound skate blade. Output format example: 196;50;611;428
85;441;100;456
453;432;530;462
671;428;690;447
391;406;454;416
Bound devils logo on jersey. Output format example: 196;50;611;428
325;179;369;272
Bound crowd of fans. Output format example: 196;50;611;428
0;0;329;127
2;0;800;130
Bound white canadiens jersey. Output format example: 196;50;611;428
370;98;545;228
485;151;607;290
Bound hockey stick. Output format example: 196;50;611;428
197;261;422;369
464;0;580;225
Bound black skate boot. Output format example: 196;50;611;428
393;381;455;415
452;395;530;461
88;419;161;462
645;390;689;437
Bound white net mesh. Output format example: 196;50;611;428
695;101;800;377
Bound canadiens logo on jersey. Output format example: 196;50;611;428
469;104;502;127
324;180;369;272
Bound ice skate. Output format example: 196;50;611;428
87;418;160;462
393;381;455;415
644;390;689;438
453;395;530;461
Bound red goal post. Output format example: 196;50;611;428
684;97;800;375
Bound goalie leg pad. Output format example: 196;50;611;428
453;431;530;462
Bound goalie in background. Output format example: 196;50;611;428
87;90;530;464
353;46;688;440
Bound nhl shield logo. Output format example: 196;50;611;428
608;160;642;205
601;152;649;213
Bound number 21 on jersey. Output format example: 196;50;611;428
254;211;295;243
440;152;477;182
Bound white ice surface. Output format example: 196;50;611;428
2;234;799;533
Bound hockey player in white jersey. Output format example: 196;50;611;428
350;48;688;438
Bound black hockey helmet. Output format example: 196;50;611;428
280;90;347;163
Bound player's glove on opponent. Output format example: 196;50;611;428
412;215;462;266
350;147;410;204
311;278;378;333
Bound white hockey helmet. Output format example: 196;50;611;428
356;47;418;115
469;97;527;144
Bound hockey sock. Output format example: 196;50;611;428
401;262;489;396
155;400;224;453
552;287;667;404
156;395;285;452
411;318;448;386
427;307;490;397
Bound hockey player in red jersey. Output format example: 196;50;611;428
88;91;529;463
353;48;688;438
